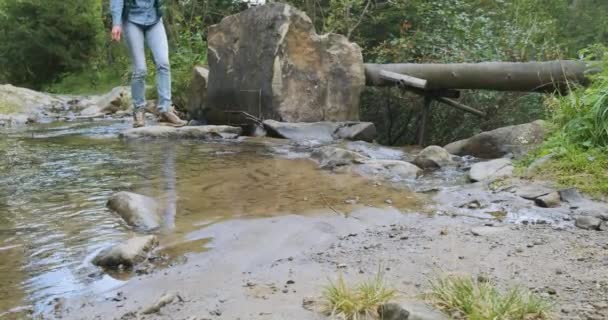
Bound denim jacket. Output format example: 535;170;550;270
110;0;163;27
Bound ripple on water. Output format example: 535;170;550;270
0;120;422;316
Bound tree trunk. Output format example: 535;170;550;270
364;61;590;92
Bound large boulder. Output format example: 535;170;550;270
469;159;514;182
444;120;547;159
0;84;66;125
263;120;376;142
207;3;365;124
120;125;242;140
185;66;209;121
92;235;158;268
0;85;132;126
107;192;161;231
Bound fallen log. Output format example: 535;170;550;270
364;61;590;92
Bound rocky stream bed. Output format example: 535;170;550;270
1;110;608;320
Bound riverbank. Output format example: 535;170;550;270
3;119;608;320
52;206;608;320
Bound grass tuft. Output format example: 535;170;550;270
321;269;397;320
427;275;552;320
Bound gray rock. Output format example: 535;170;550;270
186;66;209;121
92;235;158;268
207;3;365;124
107;192;161;231
334;122;377;142
263;120;376;142
356;159;422;180
120;125;242;140
559;188;584;205
575;216;602;230
444;120;547;159
311;146;367;169
413;145;454;169
469;159;514;182
378;303;410;320
515;184;554;200
534;192;561;208
141;292;181;315
0;84;66;123
79;87;131;116
344;141;406;160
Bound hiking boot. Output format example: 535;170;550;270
133;110;145;128
159;111;187;127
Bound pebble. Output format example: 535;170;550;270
546;287;557;295
337;264;347;269
385;199;393;205
286;280;295;285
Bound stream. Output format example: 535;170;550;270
0;119;422;317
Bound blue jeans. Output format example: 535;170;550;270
124;19;171;113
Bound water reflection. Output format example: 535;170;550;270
0;120;421;316
162;144;177;230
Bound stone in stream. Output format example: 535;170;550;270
559;188;584;205
120;125;242;140
107;192;161;231
468;158;513;182
515;184;554;200
311;145;368;169
206;3;365;124
534;191;561;208
356;159;422;180
413;145;455;169
263;120;376;143
92;235;158;268
575;216;602;230
444;120;546;159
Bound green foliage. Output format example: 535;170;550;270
522;46;608;198
321;269;397;320
428;275;552;320
0;0;104;88
545;47;608;148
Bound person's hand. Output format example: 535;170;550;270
111;26;122;42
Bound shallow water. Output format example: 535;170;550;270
0;120;421;317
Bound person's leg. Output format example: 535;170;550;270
145;19;186;126
123;22;147;127
145;19;171;113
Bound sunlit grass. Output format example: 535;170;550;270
427;275;552;320
321;270;397;320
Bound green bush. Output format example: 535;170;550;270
0;0;104;88
523;46;608;198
